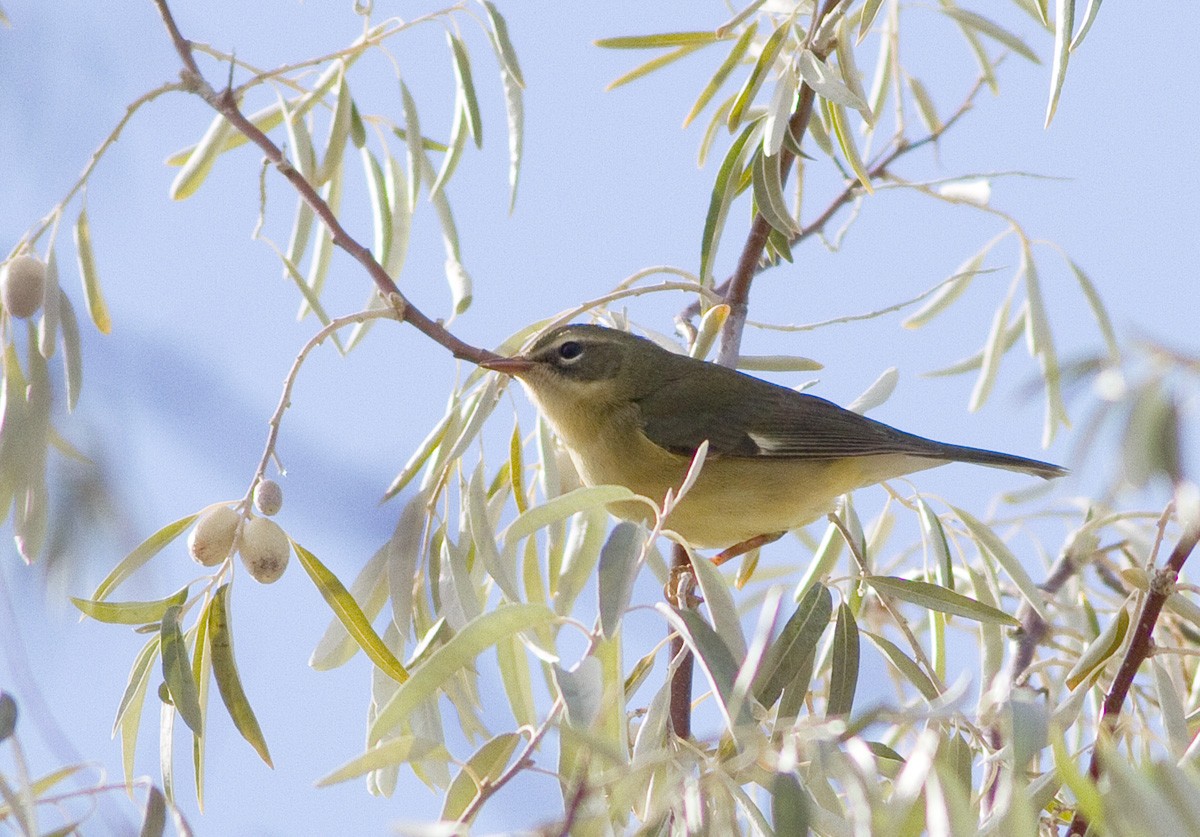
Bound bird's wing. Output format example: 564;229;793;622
636;374;934;460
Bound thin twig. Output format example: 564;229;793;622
10;81;184;259
684;74;987;328
241;308;400;508
457;699;564;824
151;0;493;366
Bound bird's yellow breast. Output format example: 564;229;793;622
521;375;936;548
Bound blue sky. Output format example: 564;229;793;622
2;2;1197;833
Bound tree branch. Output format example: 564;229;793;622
151;0;496;365
1066;525;1200;836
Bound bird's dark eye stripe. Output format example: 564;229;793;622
558;340;583;360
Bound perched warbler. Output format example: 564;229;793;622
482;324;1065;560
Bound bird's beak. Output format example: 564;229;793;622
480;355;535;376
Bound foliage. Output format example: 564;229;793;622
3;1;1199;835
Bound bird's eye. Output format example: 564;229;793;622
557;340;583;362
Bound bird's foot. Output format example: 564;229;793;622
665;562;702;609
711;531;785;566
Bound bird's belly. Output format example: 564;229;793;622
575;443;938;548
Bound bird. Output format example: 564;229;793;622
481;324;1065;562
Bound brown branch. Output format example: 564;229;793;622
668;543;695;739
685;74;985;331
1066;525;1200;836
151;0;496;365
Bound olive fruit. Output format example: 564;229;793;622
253;479;283;516
239;516;290;584
188;505;240;567
1;255;47;319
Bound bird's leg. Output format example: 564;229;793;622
711;532;785;566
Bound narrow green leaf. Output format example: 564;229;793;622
1064;605;1128;690
954;16;999;92
168;114;236;201
467;464;520;601
164;98;294;167
1070;0;1104;50
728;18;791;130
92;514;199;602
114;636;159;787
753;582;832;709
1044;0;1075;126
361;147;391;267
191;597;212;810
941;8;1042;63
37;245;60;360
822;97;874;194
918;499;954;590
369;604;555;743
866;576;1020;625
554;507;608;617
771;773;811;835
751;147;799;236
160;605;203;736
597;522;641;639
482;2;525;87
952;505;1051;622
139;785;166;837
291;540;410;684
606;43;706;91
381;408;451;503
430;92;469;200
553;657;603;729
317;66;353;185
866;8;896;117
1152;656;1189;758
400;81;422;211
417;149;463;262
57;289;82;411
310;541;391;671
73;586;188;625
508;421;528;513
159;700;174;803
295;162;342;321
442;733;522;822
0;692;15;742
684;23;757;128
862;630;940;700
444;257;472;317
858;0;887;43
495;631;536;728
797;48;870;120
448;33;482;148
316;735;441;787
672;608;750;731
502;485;640;558
826;602;859;717
382;155;413;279
700;120;761;285
208;584;272;767
907;74;942;133
903;244;999;329
498;60;524;212
595;31;721;49
1066;258;1119;361
387;490;429;648
968;290;1015;411
688;544;748;660
1020;240;1068;445
697;93;736;167
74;207;111;334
